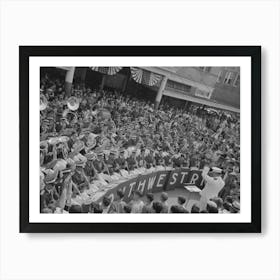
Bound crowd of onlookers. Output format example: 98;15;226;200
62;190;240;214
40;73;240;214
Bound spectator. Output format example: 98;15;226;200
130;190;145;213
206;201;218;213
69;204;82;213
102;196;114;213
231;201;240;213
177;196;188;212
142;193;155;213
152;201;163;213
191;204;200;213
170;205;188;213
160;192;169;213
89;202;103;213
124;204;132;213
210;197;223;213
112;189;126;213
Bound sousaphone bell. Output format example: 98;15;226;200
67;96;80;111
62;96;80;123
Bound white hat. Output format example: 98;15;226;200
53;159;67;172
211;167;222;174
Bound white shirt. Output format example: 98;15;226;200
199;167;225;210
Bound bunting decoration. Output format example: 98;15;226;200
130;67;162;86
91;67;122;75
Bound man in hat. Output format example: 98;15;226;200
105;150;122;180
144;149;155;169
172;152;183;168
155;149;165;167
189;152;199;169
40;169;59;213
163;151;172;168
115;148;131;178
115;148;128;170
126;149;138;172
92;151;112;184
71;160;89;193
199;166;225;211
84;152;97;181
67;131;78;150
136;148;147;169
84;131;97;153
104;150;118;175
218;165;238;200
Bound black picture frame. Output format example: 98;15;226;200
20;46;261;233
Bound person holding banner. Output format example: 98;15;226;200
92;152;112;184
199;166;225;211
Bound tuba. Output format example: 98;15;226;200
62;108;78;124
61;96;80;124
40;94;48;111
67;96;80;111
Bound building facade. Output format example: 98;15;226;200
144;66;240;112
56;66;240;113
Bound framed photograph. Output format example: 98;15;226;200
20;46;261;233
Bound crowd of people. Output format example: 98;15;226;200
40;72;240;214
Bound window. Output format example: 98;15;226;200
233;73;240;87
166;80;192;93
198;67;211;72
194;88;213;99
223;72;233;85
216;71;222;83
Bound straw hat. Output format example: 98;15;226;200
44;169;58;184
85;152;96;161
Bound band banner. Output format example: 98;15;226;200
135;172;157;195
164;168;183;191
187;169;205;190
95;168;204;203
101;177;138;203
152;170;171;193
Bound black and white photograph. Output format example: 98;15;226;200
39;66;241;215
19;46;260;232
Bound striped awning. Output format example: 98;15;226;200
130;67;162;87
91;67;122;75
